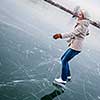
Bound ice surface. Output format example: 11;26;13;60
0;0;100;100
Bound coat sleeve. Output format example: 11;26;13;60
61;32;75;39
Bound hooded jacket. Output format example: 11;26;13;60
61;19;90;51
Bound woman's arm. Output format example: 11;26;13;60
53;32;75;39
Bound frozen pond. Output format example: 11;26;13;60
0;0;100;100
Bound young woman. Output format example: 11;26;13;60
53;9;90;85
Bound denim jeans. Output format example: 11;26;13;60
61;48;80;81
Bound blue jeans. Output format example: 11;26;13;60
61;48;80;81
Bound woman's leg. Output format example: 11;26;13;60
61;48;80;81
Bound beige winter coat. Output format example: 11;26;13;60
61;19;90;51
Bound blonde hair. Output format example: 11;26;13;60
78;9;89;19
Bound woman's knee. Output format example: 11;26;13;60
61;57;68;64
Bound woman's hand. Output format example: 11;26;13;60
53;33;62;39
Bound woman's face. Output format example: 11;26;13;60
78;11;84;20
